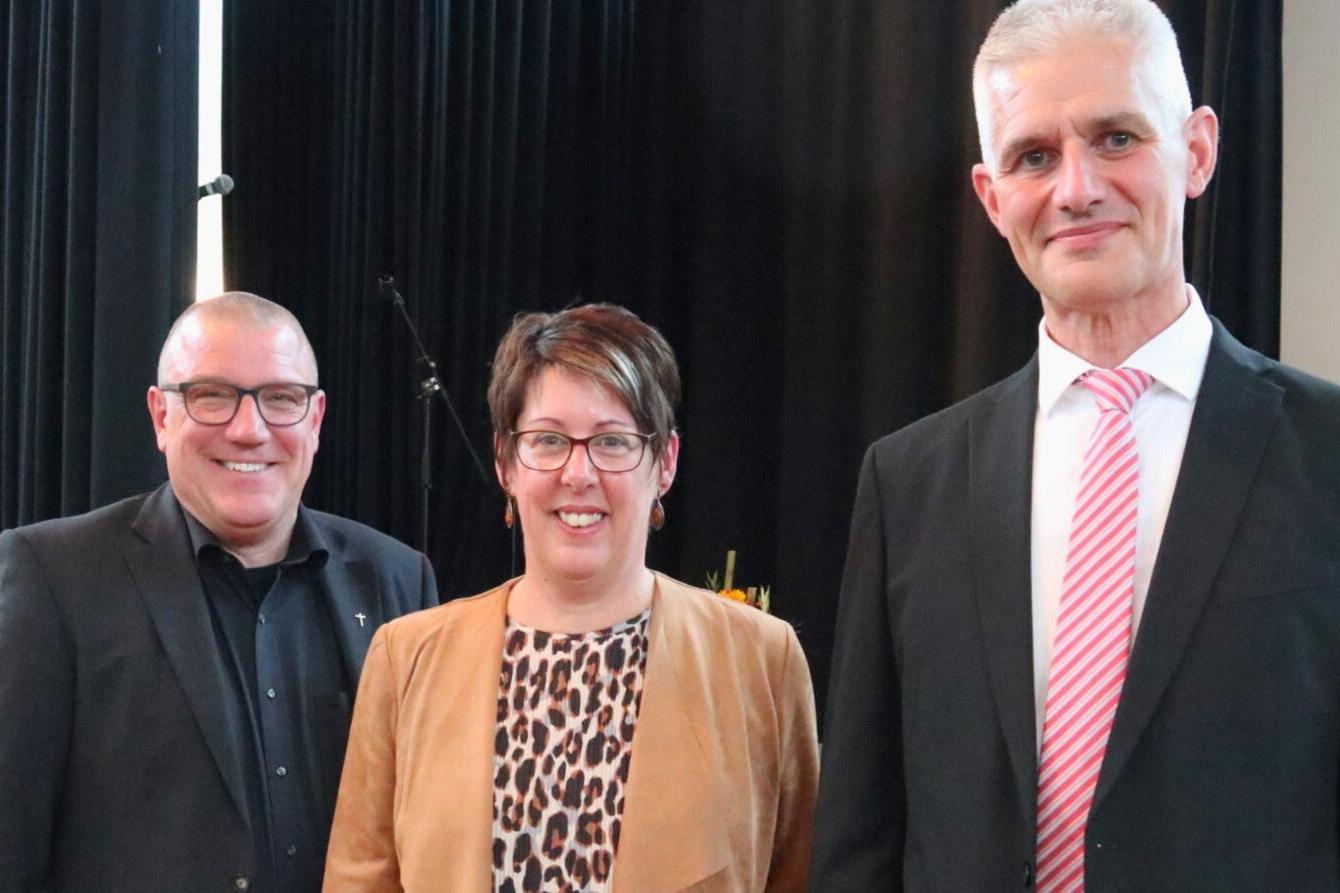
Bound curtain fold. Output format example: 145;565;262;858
1180;0;1282;347
1;0;198;529
223;0;1280;719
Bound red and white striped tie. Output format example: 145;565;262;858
1034;367;1153;892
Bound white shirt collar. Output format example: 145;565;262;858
1037;284;1213;416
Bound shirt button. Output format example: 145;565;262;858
275;765;288;777
258;613;267;624
266;688;277;699
286;844;297;857
233;876;250;891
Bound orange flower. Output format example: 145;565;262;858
720;588;748;603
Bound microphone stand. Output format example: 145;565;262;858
378;275;491;553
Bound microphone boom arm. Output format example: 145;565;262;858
378;274;492;552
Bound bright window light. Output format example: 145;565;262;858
196;0;225;300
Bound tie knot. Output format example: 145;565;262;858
1079;367;1154;414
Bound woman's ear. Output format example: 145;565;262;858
494;433;510;492
657;431;681;494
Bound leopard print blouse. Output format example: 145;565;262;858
491;610;650;893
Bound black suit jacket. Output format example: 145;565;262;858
811;321;1340;891
0;484;438;893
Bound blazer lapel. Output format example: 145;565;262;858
125;485;252;825
1095;322;1283;806
420;585;508;892
968;359;1042;830
308;519;385;690
613;578;731;893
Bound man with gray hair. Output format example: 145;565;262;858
813;0;1340;889
0;292;437;893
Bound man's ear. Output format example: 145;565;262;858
147;387;170;453
972;163;1007;236
1183;105;1219;199
307;390;327;442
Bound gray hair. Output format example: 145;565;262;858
972;0;1193;172
157;292;318;383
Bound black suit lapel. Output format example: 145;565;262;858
307;519;385;691
1095;322;1283;807
125;485;252;825
969;358;1042;829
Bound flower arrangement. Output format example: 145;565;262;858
706;550;771;613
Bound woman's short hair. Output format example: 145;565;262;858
488;303;681;465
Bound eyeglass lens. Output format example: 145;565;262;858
515;431;647;472
182;383;312;426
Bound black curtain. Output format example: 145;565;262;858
1;0;199;529
1177;0;1282;345
223;0;1280;721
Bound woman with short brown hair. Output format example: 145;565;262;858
324;303;818;892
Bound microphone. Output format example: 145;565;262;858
378;274;408;309
197;174;235;199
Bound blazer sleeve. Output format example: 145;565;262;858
0;530;73;891
809;444;907;891
325;628;404;893
765;623;820;892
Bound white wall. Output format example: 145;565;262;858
1281;0;1340;383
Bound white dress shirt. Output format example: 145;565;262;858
1030;286;1213;745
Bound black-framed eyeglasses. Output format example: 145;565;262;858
159;381;320;427
511;430;652;473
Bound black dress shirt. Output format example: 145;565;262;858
186;509;350;893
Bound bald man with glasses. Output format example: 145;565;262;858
0;292;437;893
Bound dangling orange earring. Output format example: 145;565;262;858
649;495;665;531
503;496;516;529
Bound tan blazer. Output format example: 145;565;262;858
323;572;818;892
